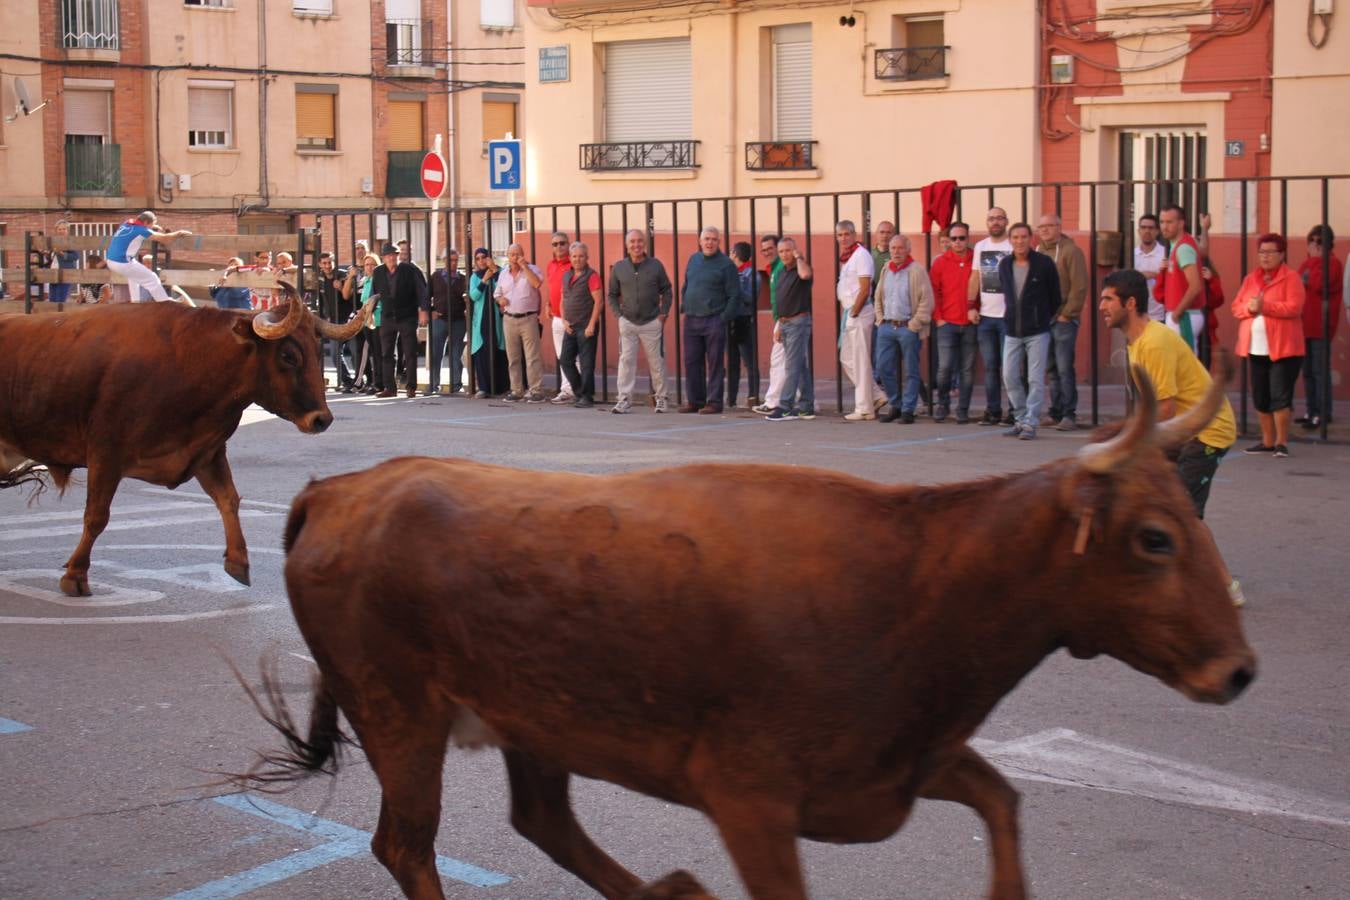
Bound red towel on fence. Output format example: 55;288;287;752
921;180;958;232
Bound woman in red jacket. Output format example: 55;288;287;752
1233;233;1306;458
1296;225;1343;429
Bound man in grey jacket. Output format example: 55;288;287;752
607;229;673;414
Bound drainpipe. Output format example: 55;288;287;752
446;0;458;244
727;5;738;204
257;0;269;209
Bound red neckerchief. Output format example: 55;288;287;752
888;258;913;273
737;261;752;273
839;245;858;266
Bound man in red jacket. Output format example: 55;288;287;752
1154;205;1204;352
929;222;977;423
1296;225;1344;429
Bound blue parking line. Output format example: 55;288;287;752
166;794;510;898
0;716;33;734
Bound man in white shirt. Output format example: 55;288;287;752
493;243;547;402
1134;213;1167;322
967;208;1014;425
836;220;877;420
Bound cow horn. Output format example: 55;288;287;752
251;281;306;340
1078;363;1158;473
315;293;379;341
1156;349;1234;450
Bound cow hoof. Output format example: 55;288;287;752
224;559;251;587
59;574;91;597
630;870;716;899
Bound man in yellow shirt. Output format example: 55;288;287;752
1099;269;1237;518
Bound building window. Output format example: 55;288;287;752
481;96;517;156
292;0;333;15
385;0;426;65
771;24;811;142
64;88;112;144
296;85;337;150
876;15;947;81
603;38;691;144
188;82;233;148
184;0;234;7
481;0;514;28
60;0;120;50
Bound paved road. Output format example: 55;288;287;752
2;392;1347;899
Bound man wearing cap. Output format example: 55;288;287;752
371;242;429;398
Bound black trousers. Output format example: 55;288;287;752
1176;439;1227;519
380;318;420;393
560;328;597;400
725;314;758;404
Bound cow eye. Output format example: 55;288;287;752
1137;527;1174;556
279;347;300;368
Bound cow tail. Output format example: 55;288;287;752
226;655;354;792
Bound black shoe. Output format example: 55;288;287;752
880;408;902;423
999;412;1016;426
1244;442;1275;455
1294;415;1312;426
573;396;595;408
900;411;915;424
978;411;999;426
955;412;970;425
933;406;949;423
1300;416;1321;430
1273;444;1290;458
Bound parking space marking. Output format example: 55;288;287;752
0;716;34;734
974;728;1350;828
164;794;510;898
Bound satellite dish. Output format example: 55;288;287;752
6;77;49;123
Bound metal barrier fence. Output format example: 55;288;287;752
299;174;1348;438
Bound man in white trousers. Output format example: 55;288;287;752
105;211;191;302
836;220;877;420
543;231;576;403
752;234;786;414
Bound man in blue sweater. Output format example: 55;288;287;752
680;226;740;414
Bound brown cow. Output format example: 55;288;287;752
240;365;1255;900
0;283;373;596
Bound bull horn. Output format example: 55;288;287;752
315;293;379;341
1079;363;1158;473
1156;349;1234;450
251;281;306;340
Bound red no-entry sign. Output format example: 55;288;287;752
420;151;446;200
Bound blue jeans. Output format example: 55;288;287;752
875;322;922;413
936;323;977;415
1303;337;1328;420
1046;319;1079;420
683;314;727;407
428;317;468;391
1003;332;1052;428
776;315;814;414
977;316;1007;415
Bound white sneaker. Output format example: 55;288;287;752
654;397;669;414
611;399;632;415
844;411;876;421
549;392;573;404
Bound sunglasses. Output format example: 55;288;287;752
551;241;567;246
949;236;969;241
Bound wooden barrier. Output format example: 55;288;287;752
2;267;309;289
27;234;306;253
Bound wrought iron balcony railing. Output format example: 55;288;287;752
874;45;949;81
61;0;119;49
745;141;817;171
65;142;122;196
386;150;428;198
385;18;430;67
579;141;699;171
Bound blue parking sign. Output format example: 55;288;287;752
488;140;522;191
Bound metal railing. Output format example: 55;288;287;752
874;45;948;81
745;141;817;171
385;18;429;67
60;0;119;50
64;143;122;195
386;151;427;198
580;141;699;171
288;174;1348;441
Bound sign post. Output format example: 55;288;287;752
421;138;447;394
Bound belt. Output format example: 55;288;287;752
882;319;910;327
503;311;536;318
779;311;810;320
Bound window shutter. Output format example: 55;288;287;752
480;0;513;27
387;100;424;151
188;88;230;133
603;38;691;143
385;0;418;18
772;25;812;142
482;100;516;141
292;0;333;13
296;92;335;146
64;89;111;138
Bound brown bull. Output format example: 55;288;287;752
0;283;373;596
243;365;1255;900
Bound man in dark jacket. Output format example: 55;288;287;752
679;226;740;414
427;249;467;395
371;242;429;398
313;252;353;391
997;223;1060;440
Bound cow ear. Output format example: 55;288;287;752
232;316;258;344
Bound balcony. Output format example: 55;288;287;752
579;141;699;172
745;141;817;171
60;0;119;49
386;18;431;67
874;45;949;81
386;150;427;198
65;143;122;196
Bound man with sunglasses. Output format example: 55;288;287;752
929;222;977;423
543;231;576;404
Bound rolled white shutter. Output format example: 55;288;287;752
604;38;691;143
773;25;812;142
64;89;111;138
385;0;418;17
188;87;230;133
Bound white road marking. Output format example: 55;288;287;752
0;509;275;542
288;652;316;665
139;487;293;511
0;605;275;625
0;571;164;606
973;728;1350;828
0;501;211;527
101;562;248;594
